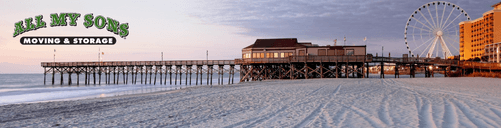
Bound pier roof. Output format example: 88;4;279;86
244;38;305;49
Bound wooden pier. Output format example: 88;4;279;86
237;55;370;82
41;55;501;85
371;56;501;78
41;60;236;86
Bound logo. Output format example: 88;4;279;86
13;13;129;45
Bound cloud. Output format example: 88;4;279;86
191;0;499;56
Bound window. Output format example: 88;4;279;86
346;49;354;55
256;53;263;58
281;53;285;58
266;53;271;58
284;52;292;57
252;53;256;58
299;50;306;56
274;53;279;58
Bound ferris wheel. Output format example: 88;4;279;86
404;1;470;58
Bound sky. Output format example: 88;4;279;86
0;0;499;73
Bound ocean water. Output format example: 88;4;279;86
0;72;444;106
0;73;240;106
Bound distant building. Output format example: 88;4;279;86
485;42;501;62
459;2;501;60
241;38;366;59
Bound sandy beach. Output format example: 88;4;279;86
1;78;501;127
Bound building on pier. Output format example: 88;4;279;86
238;38;369;81
241;38;366;59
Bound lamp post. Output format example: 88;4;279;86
382;46;384;57
364;37;367;46
343;36;346;46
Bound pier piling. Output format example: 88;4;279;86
44;67;46;85
77;72;80;85
154;66;158;85
60;70;63;85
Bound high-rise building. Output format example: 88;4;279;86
459;2;501;60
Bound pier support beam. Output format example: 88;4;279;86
179;66;183;86
170;66;173;85
117;67;121;84
229;65;234;84
144;66;149;84
99;67;101;85
218;65;224;85
380;62;384;78
395;63;399;78
196;65;200;85
335;62;338;78
200;65;204;85
154;66;158;85
141;66;144;84
122;67;125;84
60;68;64;85
135;67;139;84
113;67;116;84
149;66;152;84
52;67;55;85
344;63;347;78
165;66;170;85
188;65;192;85
68;72;72;85
69;72;73;85
175;66;179;85
77;72;80;85
126;67;129;84
44;67;46;85
160;66;163;85
93;67;96;85
185;66;189;86
208;65;213;86
352;64;355;78
366;62;369;78
85;67;88;85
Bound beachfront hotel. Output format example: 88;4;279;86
459;2;501;61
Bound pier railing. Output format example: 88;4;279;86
459;61;501;70
41;60;235;67
235;55;369;64
371;57;460;65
